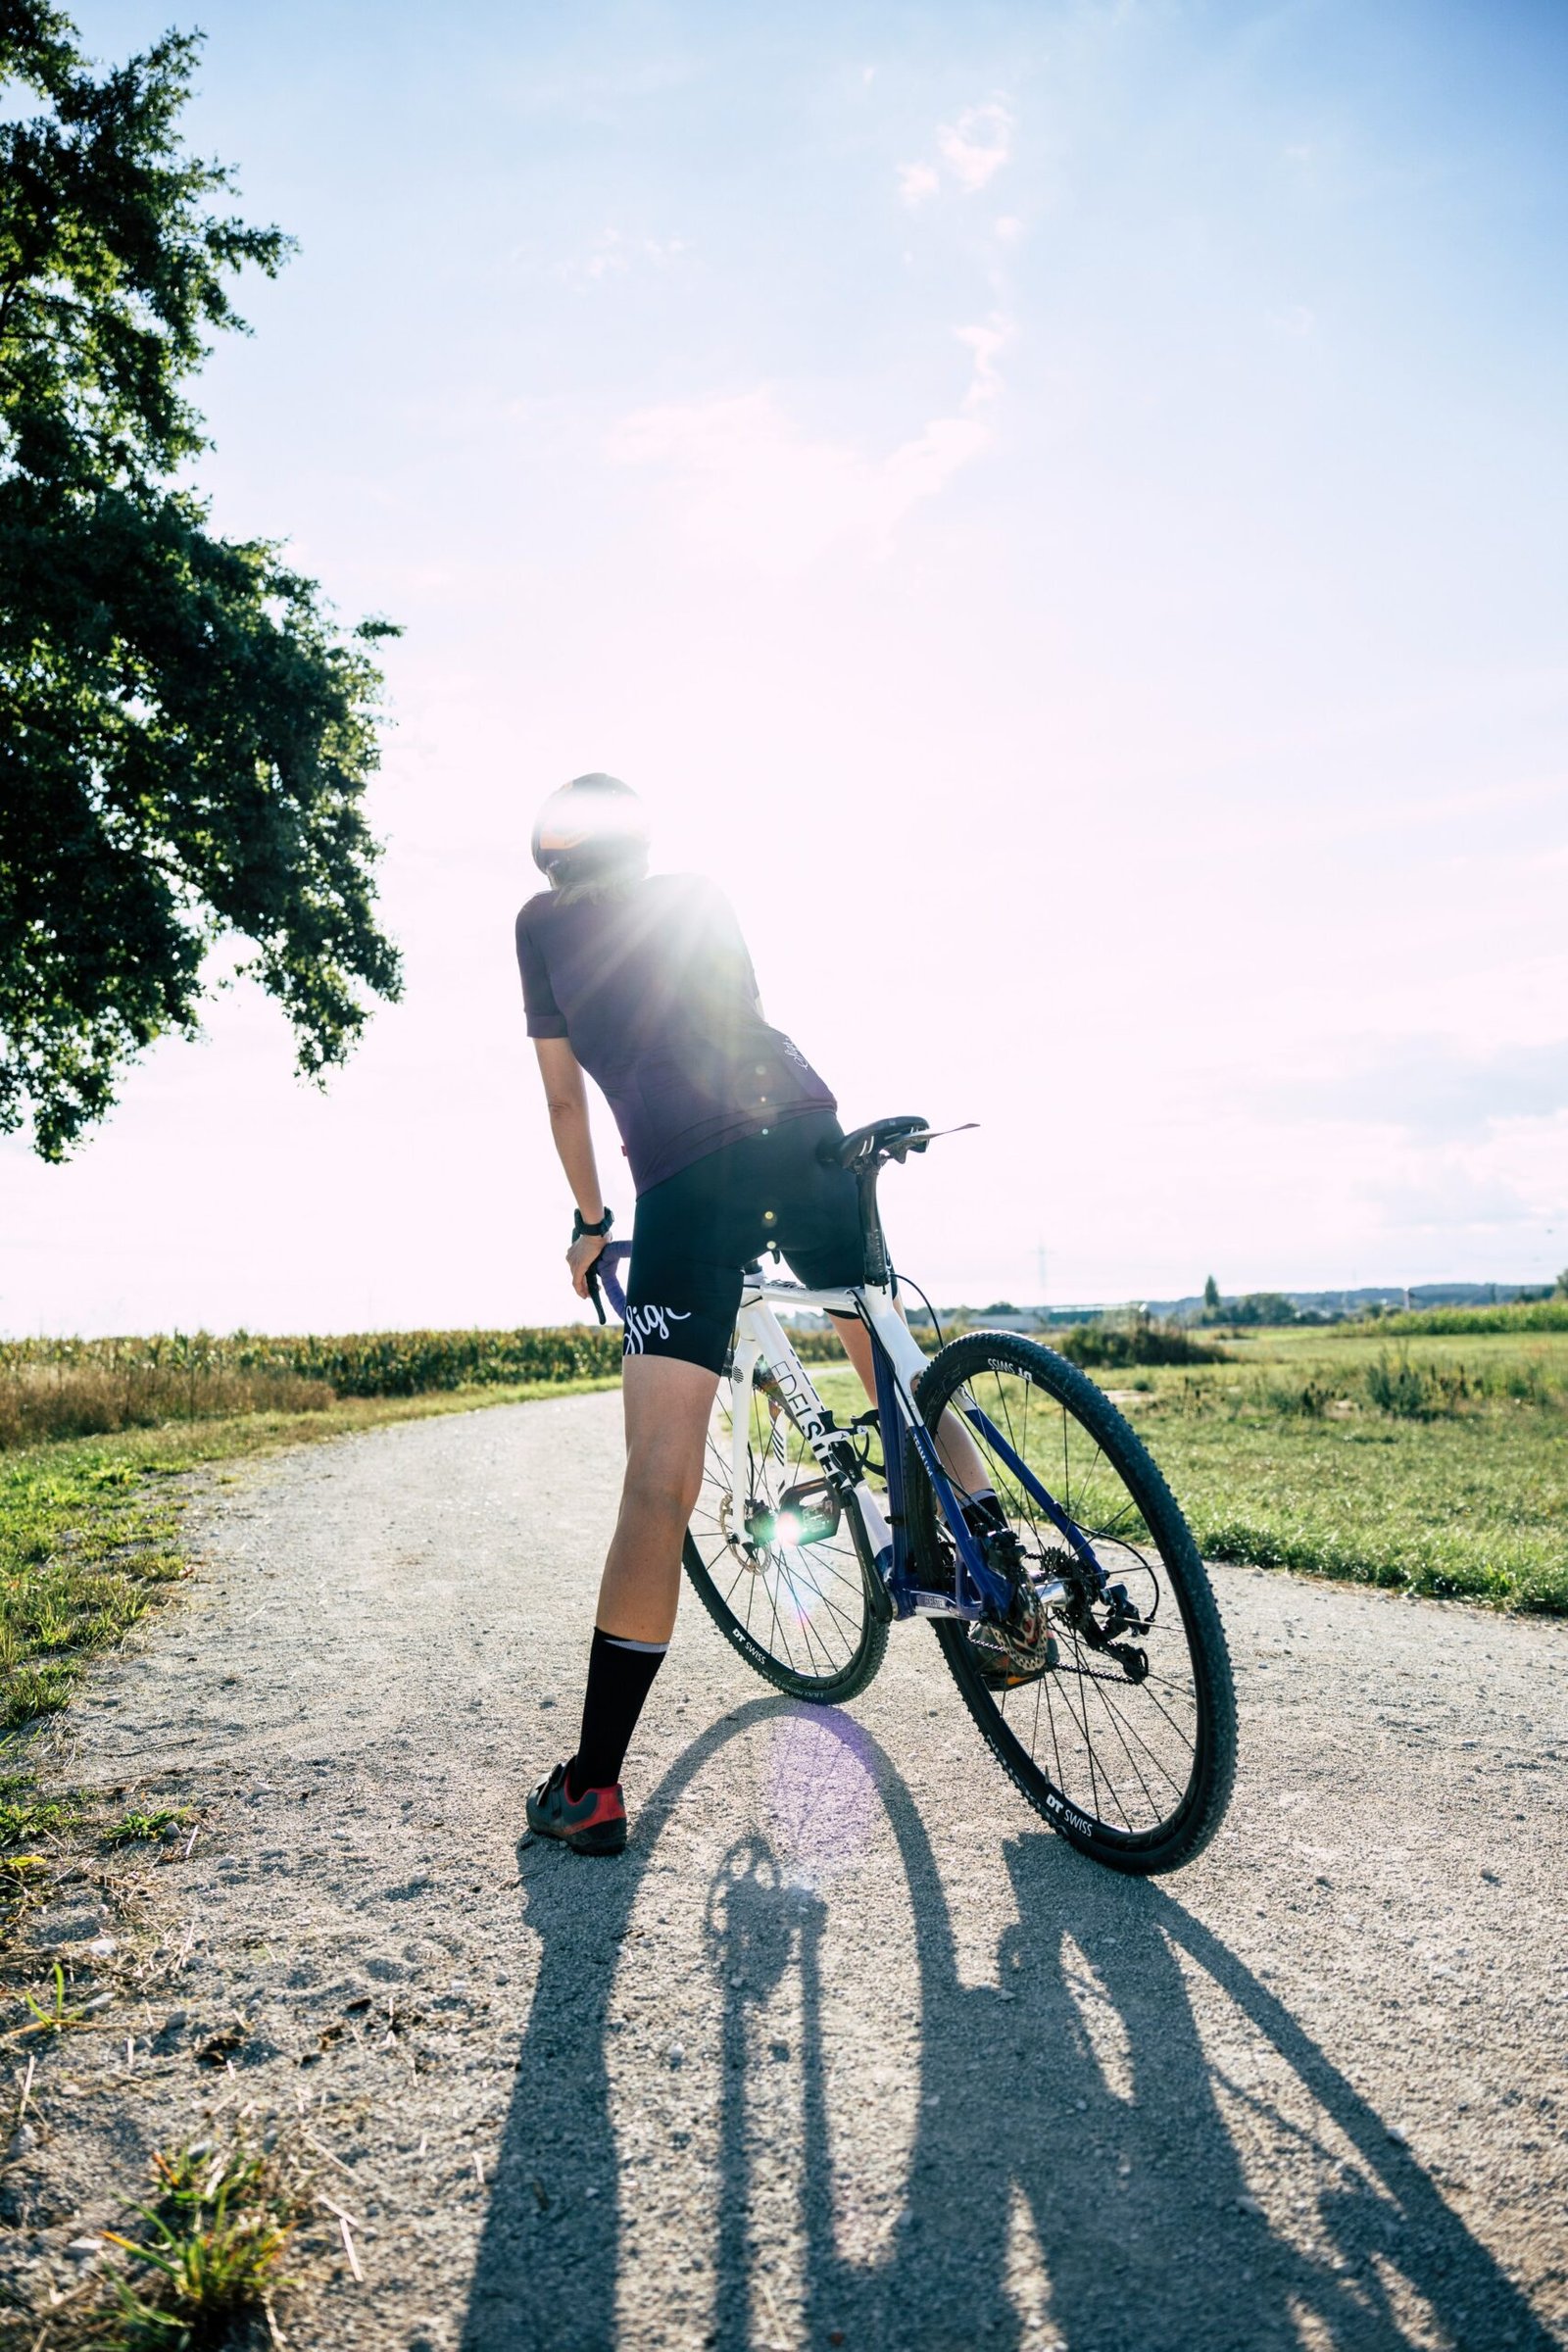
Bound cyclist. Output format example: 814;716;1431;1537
517;774;984;1854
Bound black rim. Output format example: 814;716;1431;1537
686;1385;872;1689
935;1356;1209;1847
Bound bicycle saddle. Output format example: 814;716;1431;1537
829;1115;932;1169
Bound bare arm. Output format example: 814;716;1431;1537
534;1037;611;1298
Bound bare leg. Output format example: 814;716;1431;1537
595;1354;720;1645
827;1310;991;1495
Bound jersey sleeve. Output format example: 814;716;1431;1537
514;906;568;1038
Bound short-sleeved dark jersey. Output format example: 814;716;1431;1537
515;872;836;1194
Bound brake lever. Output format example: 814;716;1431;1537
585;1262;608;1325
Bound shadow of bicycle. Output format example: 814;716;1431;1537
462;1697;1547;2352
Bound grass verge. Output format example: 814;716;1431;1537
0;1376;619;1740
813;1327;1568;1614
1149;1328;1567;1612
1161;1410;1566;1611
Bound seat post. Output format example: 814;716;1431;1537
857;1165;891;1288
831;1116;929;1290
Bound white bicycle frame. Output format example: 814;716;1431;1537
721;1269;985;1618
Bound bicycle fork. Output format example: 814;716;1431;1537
733;1310;895;1594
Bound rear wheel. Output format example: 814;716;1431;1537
683;1364;888;1703
910;1332;1236;1873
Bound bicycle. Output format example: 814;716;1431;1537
591;1115;1237;1875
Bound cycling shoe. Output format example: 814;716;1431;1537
525;1761;627;1856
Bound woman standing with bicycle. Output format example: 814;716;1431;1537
515;773;874;1854
515;774;1237;1876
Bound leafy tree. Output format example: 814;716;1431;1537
1202;1274;1220;1309
1557;1267;1568;1299
1225;1291;1298;1327
0;2;401;1158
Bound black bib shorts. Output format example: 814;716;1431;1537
623;1110;864;1374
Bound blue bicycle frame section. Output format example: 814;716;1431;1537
868;1341;1107;1620
961;1404;1109;1586
867;1335;1003;1619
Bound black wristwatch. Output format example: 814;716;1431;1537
572;1206;613;1241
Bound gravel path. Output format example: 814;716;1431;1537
6;1392;1566;2352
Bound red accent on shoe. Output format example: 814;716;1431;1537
570;1783;625;1829
526;1762;628;1848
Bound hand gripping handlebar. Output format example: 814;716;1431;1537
585;1241;632;1326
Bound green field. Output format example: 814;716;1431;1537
811;1323;1568;1616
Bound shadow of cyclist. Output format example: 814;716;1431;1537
463;1700;775;2352
864;1799;1548;2352
464;1698;1549;2352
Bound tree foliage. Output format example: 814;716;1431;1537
0;1;401;1158
1212;1291;1300;1328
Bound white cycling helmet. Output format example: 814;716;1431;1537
530;773;650;888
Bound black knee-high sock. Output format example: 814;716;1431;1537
568;1627;667;1795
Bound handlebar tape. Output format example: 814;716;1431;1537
586;1241;632;1326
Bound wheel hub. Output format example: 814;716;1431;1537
717;1490;766;1573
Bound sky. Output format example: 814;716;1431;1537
3;0;1566;1335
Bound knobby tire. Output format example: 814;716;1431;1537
911;1332;1237;1875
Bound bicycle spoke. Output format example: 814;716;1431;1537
1087;1675;1172;1813
684;1373;878;1695
938;1354;1211;1843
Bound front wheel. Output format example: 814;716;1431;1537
910;1332;1236;1874
683;1367;888;1704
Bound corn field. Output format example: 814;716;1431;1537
0;1326;627;1447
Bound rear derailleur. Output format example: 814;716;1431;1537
1054;1551;1152;1684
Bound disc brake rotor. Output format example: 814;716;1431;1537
718;1488;766;1574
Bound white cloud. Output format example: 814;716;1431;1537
994;214;1024;242
606;319;1011;571
897;160;941;209
936;101;1014;192
1259;1037;1568;1143
897;98;1014;208
606;392;979;571
560;228;687;285
955;314;1010;408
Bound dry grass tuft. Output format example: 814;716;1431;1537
17;2134;311;2349
101;2139;306;2348
0;1362;332;1449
